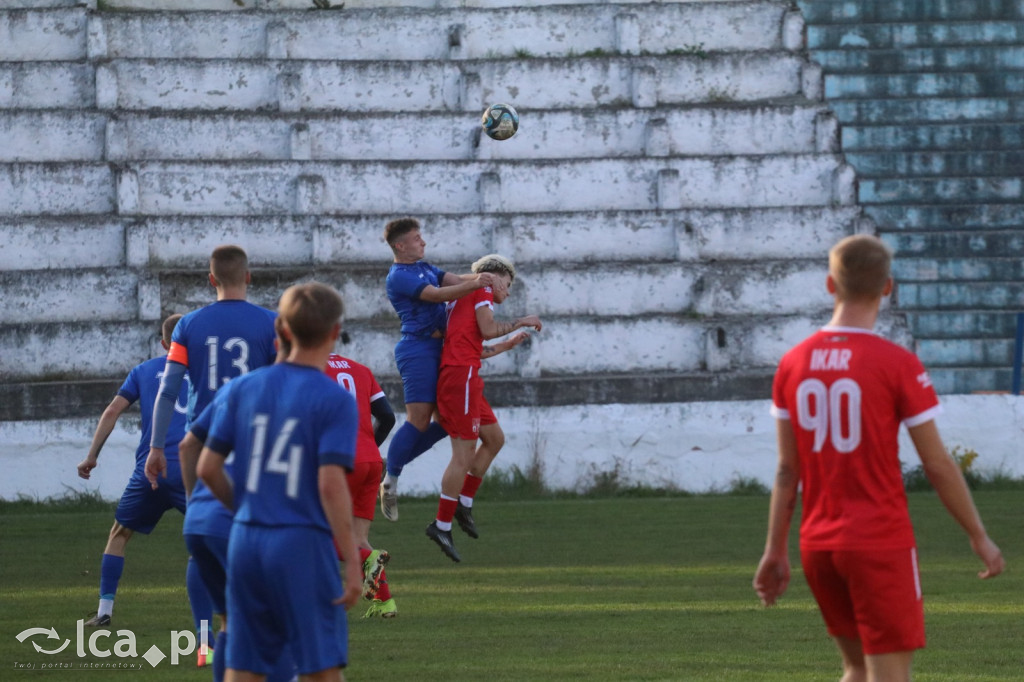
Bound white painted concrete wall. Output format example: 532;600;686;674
4;394;1022;501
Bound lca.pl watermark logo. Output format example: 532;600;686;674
14;620;211;671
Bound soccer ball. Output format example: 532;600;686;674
481;103;519;141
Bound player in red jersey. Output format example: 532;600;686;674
322;352;398;618
754;235;1004;682
426;254;541;562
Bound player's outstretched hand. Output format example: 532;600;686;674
77;456;98;480
971;534;1005;579
506;331;530;348
516;315;542;332
477;272;508;298
753;552;790;607
144;447;167;490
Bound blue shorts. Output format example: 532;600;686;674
395;336;443;404
227;523;348;675
115;460;187;534
184;533;229;615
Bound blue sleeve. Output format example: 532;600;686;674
117;366;141;405
150;361;186;449
390;267;429;300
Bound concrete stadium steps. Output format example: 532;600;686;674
0;7;85;60
0;163;115;215
0;0;869;406
885;229;1024;258
844;151;1024;177
0;313;827;382
0;156;854;216
808;20;1024;50
829;96;1024;124
83;54;810;113
86;4;797;60
859;177;1022;205
826;72;1024;99
14;0;784;11
0;207;860;273
0;104;838;162
0;111;107;162
898;281;1024;310
801;0;1024;393
1;3;799;62
799;0;1024;24
894;257;1024;281
0;269;143;324
0;217;126;270
812;46;1024;72
899;311;1021;339
0;63;94;108
842;122;1024;152
867;203;1024;230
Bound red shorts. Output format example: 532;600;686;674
346;459;383;521
801;547;925;655
436;365;496;440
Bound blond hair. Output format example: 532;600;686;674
829;235;892;301
277;282;344;348
471;253;516;283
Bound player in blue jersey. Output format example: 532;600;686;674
379;217;506;521
198;282;362;682
77;314;212;635
145;244;277;489
177;319;296;682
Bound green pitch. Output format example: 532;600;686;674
1;493;1021;680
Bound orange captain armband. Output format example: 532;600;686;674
166;342;189;366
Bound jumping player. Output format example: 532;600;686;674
379;217;506;521
77;314;212;635
323;352;398;618
428;254;541;562
754;234;1004;682
198;282;362;682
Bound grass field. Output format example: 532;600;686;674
1;492;1021;681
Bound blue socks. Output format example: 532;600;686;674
186;557;214;641
213;631;226;682
99;553;124;601
386;421;422;477
386;421;449;477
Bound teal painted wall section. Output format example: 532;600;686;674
799;0;1024;393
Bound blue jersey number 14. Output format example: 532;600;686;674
245;415;303;499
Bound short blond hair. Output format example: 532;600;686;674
471;253;516;283
161;313;183;347
829;235;892;302
277;282;344;348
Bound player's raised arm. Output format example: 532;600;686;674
78;396;131;479
419;272;499;303
909;419;1005;579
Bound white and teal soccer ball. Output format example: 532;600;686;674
481;103;519;141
